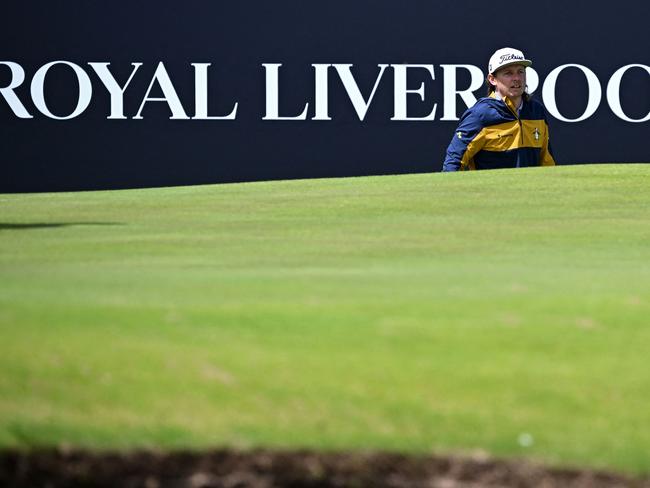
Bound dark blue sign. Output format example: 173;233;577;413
2;1;649;192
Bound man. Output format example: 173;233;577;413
442;47;556;171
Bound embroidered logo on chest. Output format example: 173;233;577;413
533;128;540;141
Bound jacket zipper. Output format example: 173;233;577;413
504;98;523;167
505;99;524;145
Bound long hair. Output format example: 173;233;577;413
485;77;496;96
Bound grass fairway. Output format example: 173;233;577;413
1;164;649;474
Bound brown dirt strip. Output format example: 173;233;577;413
2;448;649;488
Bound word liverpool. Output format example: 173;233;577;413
1;61;648;123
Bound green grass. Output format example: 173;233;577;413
1;164;649;474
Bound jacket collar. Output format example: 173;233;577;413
489;91;523;116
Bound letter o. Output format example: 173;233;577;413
542;64;601;122
30;61;92;120
607;64;650;123
525;67;539;94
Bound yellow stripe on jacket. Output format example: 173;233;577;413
460;119;555;170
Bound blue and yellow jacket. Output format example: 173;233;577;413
442;93;556;171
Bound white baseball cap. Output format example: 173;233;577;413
488;47;532;74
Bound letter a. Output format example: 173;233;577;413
134;62;189;119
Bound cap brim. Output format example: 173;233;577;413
491;59;532;74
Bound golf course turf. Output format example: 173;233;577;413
1;164;649;483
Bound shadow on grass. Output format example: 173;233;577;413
1;448;648;488
0;222;124;231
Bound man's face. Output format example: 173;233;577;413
489;63;527;100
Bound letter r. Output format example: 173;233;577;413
0;62;33;118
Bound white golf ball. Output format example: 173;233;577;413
518;432;534;447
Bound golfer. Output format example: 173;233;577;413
442;47;556;171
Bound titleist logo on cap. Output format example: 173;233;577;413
499;53;524;63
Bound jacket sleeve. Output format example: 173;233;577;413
539;106;556;166
442;108;484;172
